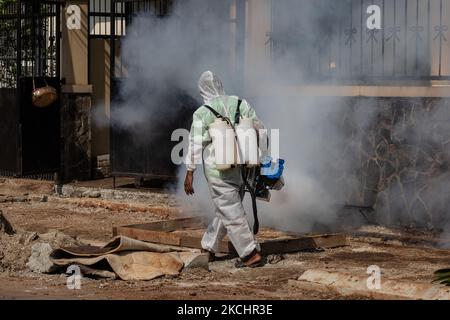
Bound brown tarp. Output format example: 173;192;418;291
50;236;187;280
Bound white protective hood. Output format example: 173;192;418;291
198;71;226;103
198;70;231;118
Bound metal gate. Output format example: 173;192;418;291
108;0;246;182
0;0;60;178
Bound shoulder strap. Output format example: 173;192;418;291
235;99;243;124
203;105;223;119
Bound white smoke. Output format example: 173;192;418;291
109;0;450;234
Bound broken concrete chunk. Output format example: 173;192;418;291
27;242;58;273
0;195;29;203
19;231;39;245
25;230;78;274
293;269;450;300
38;230;79;248
267;254;285;265
0;211;15;235
81;190;101;198
179;252;209;270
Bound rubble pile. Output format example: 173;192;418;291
0;210;79;273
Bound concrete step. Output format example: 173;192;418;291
289;268;450;300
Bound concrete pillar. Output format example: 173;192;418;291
89;38;112;178
244;0;272;96
61;0;89;86
60;0;92;182
89;39;110;157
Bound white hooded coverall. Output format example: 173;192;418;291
185;71;263;258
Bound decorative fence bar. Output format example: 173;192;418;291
271;0;450;83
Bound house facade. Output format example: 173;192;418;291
0;0;448;227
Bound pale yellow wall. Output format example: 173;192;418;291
259;84;450;98
61;0;89;87
244;0;272;94
89;39;110;157
89;38;122;157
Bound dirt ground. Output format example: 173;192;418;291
1;178;450;300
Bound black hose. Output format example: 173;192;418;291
240;166;259;235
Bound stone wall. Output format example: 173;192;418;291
340;98;450;229
93;154;111;179
60;93;92;182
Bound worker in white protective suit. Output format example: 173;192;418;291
184;71;266;268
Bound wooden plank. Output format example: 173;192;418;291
259;234;348;255
113;217;348;254
311;233;348;248
122;216;208;232
170;229;235;253
179;235;236;254
115;226;183;246
254;228;298;240
260;237;318;255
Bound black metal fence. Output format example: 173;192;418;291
0;0;61;178
109;0;172;79
108;0;176;180
89;0;126;38
0;0;59;88
271;0;450;83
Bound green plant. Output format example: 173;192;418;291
433;268;450;286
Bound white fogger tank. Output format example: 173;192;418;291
208;117;259;171
209;118;236;170
235;117;259;167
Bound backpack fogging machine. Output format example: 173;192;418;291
242;156;285;234
205;100;285;235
